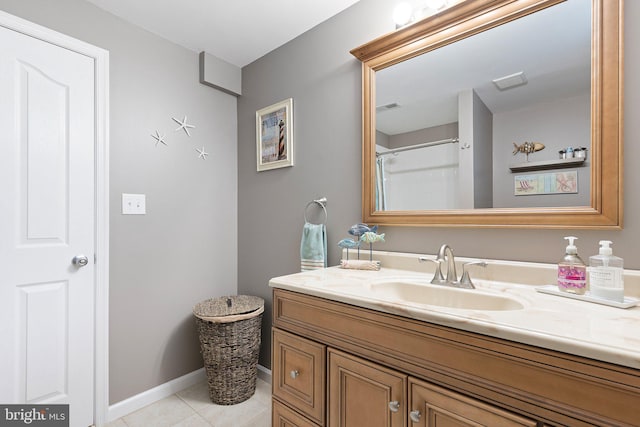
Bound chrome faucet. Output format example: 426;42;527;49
437;244;457;285
419;244;487;289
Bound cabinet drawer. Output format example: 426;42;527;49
409;377;536;427
273;328;326;425
273;399;321;427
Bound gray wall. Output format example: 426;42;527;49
471;90;493;209
239;0;640;369
0;0;238;404
238;0;390;368
387;122;458;149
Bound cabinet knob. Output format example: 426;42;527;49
388;401;400;412
410;410;421;423
290;370;299;379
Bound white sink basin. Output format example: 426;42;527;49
368;280;525;311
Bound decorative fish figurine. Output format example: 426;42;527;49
337;238;360;249
360;232;385;243
348;223;378;237
337;238;360;260
360;232;385;261
513;142;545;155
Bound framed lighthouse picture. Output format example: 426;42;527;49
256;98;293;171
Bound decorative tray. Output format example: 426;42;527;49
535;285;639;309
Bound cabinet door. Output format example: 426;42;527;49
273;399;321;427
408;378;536;427
328;348;406;427
273;328;326;425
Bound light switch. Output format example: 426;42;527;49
122;193;146;215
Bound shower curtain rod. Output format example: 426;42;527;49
376;137;459;157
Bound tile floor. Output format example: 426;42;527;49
106;378;271;427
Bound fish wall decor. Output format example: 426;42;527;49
513;141;545;155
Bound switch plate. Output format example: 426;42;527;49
122;193;146;215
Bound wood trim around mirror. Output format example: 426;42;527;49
351;0;623;229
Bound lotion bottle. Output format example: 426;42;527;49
589;240;624;302
557;236;587;295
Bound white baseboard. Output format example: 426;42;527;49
107;364;272;422
257;364;272;384
107;368;206;422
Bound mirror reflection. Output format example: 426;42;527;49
374;0;591;211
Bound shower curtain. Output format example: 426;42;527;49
375;156;387;211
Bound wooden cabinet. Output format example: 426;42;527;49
273;399;320;427
272;328;326;426
408;378;536;427
328;348;406;427
272;288;640;427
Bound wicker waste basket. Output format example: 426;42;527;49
193;295;264;405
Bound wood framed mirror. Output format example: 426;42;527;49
351;0;622;228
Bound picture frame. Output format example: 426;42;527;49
256;98;293;171
514;171;578;196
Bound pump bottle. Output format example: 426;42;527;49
589;240;624;302
557;236;587;295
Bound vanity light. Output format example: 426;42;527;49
393;2;414;27
426;0;448;10
393;1;451;28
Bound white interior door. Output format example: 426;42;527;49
0;24;96;426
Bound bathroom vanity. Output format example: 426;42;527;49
269;252;640;427
274;1;633;424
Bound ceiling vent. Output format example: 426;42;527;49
376;102;401;112
492;71;527;90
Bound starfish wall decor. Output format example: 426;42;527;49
151;116;207;160
151;130;167;146
196;146;209;160
172;116;195;136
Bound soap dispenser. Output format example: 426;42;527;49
589;240;624;302
557;236;587;295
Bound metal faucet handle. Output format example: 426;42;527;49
458;261;488;289
418;257;445;284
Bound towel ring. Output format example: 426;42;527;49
304;197;328;225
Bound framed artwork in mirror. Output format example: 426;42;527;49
256;98;294;171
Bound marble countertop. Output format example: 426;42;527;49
269;254;640;369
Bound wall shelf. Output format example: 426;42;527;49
509;157;585;173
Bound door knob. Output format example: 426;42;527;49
72;255;89;267
410;410;421;423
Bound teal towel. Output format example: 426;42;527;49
300;222;327;271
